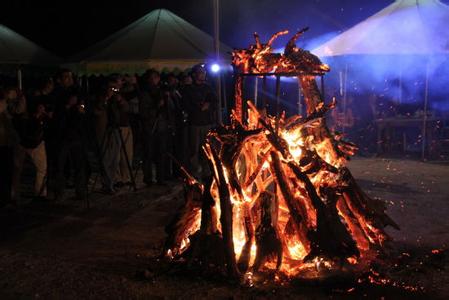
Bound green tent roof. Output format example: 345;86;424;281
70;9;232;73
0;24;61;65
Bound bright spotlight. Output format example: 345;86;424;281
210;63;221;73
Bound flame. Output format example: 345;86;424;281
166;30;397;279
179;101;381;275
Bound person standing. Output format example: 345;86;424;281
32;78;57;190
182;64;217;179
93;84;121;194
122;75;142;162
166;73;187;173
0;90;18;207
11;99;48;201
140;70;174;185
115;88;133;188
4;87;45;202
54;93;90;201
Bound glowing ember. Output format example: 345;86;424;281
163;29;399;281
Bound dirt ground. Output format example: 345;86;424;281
0;157;448;299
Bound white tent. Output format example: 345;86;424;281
70;9;232;74
313;0;449;159
0;24;61;65
313;0;449;57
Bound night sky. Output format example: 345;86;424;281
1;0;449;58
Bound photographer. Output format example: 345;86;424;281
140;70;175;185
11;99;48;201
115;82;134;188
54;93;90;201
93;82;121;193
182;64;217;179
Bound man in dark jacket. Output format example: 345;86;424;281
140;70;175;185
54;93;90;200
0;90;18;206
182;64;217;179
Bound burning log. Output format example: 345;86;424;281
234;76;244;122
162;166;203;258
270;152;310;249
253;191;283;272
341;168;399;230
211;123;262;196
237;202;255;272
288;162;359;261
204;143;240;279
299;76;323;115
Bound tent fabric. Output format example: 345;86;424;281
0;24;61;65
313;0;449;57
70;9;232;74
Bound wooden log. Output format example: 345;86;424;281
259;118;291;160
287;162;359;261
253;191;283;272
285;97;336;131
269;152;309;247
237;202;255;272
243;149;271;189
163;173;203;257
210;125;262;197
204;143;240;279
235;75;243;123
340;167;400;230
199;177;219;234
298;75;323;116
336;196;371;251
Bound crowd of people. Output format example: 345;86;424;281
0;64;218;207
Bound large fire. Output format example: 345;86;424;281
163;29;399;281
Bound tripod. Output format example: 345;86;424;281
92;122;137;193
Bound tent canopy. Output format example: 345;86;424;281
0;24;61;65
313;0;449;57
70;8;232;74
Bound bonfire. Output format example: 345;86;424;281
163;28;399;283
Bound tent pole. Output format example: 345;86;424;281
421;63;430;160
339;70;343;97
275;75;281;132
297;77;302;116
343;63;348;134
254;76;259;107
17;68;23;90
399;65;403;104
320;75;325;98
213;0;222;124
222;73;227;116
262;76;267;110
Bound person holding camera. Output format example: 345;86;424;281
54;93;90;201
93;83;121;194
182;64;217;179
140;70;175;185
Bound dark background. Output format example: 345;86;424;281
0;0;411;58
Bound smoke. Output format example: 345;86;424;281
321;54;449;103
225;0;449;114
312;1;449;113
